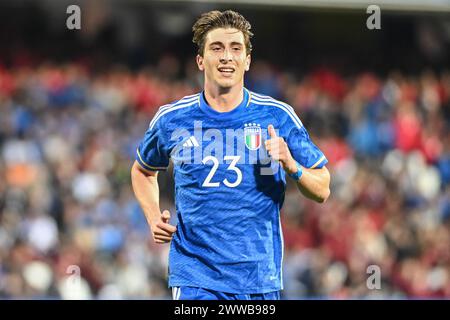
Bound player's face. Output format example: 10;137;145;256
197;28;251;90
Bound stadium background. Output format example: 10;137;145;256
0;0;449;299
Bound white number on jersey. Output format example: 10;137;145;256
202;156;242;188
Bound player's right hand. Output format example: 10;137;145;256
150;210;177;244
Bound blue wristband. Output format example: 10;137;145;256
288;162;303;181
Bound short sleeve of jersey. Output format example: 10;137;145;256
135;114;170;171
281;112;328;169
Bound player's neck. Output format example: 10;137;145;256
203;84;244;113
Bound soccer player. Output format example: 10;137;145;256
131;10;330;300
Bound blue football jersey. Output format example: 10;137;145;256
136;88;328;294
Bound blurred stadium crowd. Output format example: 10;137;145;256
0;57;449;299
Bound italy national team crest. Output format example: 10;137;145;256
244;123;261;150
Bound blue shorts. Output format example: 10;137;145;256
171;286;281;300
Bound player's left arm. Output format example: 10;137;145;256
289;165;330;203
265;125;330;203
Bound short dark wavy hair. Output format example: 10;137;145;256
192;10;253;56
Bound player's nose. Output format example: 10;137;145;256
220;49;233;62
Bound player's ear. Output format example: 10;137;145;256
196;54;205;71
245;54;251;72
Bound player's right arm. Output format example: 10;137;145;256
131;107;175;244
131;161;176;243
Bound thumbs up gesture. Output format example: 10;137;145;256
265;125;298;175
149;210;177;244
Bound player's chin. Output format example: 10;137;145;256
216;79;237;89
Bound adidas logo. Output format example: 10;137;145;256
182;136;200;148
